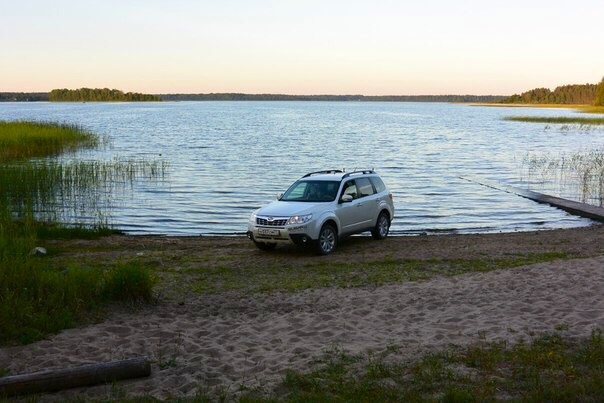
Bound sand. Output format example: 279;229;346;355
1;250;603;400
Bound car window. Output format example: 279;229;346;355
356;177;375;198
287;182;307;199
342;180;358;199
370;177;386;193
281;180;340;202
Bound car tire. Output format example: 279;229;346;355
253;241;277;251
315;224;338;255
371;211;390;240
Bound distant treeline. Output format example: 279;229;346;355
1;91;503;103
158;93;505;102
49;88;161;102
0;92;49;102
499;83;599;105
595;78;604;106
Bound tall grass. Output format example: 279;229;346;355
504;116;604;125
520;150;604;206
0;121;98;162
0;197;156;345
1;158;168;221
0;121;164;344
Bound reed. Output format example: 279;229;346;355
0;121;98;162
520;150;604;206
504;116;604;125
0;121;165;344
1;158;168;221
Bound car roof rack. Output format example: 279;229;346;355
342;169;375;179
302;169;344;178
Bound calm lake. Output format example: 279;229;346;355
1;101;603;235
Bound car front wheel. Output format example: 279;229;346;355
315;224;337;255
371;212;390;240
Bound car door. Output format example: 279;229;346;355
336;180;365;234
354;177;379;228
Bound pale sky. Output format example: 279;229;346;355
1;0;603;95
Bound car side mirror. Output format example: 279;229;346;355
340;194;353;203
277;192;283;200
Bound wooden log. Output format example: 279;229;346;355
0;357;151;397
460;176;604;222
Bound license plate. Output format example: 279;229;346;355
258;228;280;236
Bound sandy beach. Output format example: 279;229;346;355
1;225;604;400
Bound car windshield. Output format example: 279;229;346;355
281;180;340;202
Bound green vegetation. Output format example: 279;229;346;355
504;116;604;125
0;257;154;345
0;121;164;344
578;105;604;114
190;253;568;294
522;149;604;206
272;329;604;402
1;158;168;220
595;77;604;107
0;121;97;162
49;88;160;102
499;83;598;105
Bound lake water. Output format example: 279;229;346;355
1;101;603;235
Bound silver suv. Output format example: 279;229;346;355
247;170;394;255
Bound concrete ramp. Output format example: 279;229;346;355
460;176;604;223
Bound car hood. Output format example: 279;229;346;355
256;201;322;217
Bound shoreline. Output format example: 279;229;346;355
471;102;604;114
0;225;604;401
1;224;604;399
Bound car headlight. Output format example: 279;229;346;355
249;211;258;222
287;214;312;225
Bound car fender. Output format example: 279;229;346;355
376;200;394;224
316;210;341;236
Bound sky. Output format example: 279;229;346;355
1;0;603;95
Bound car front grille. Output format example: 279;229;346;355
257;217;288;226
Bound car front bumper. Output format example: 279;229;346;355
247;221;318;245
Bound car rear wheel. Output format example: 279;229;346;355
315;224;337;255
371;211;390;240
254;241;277;251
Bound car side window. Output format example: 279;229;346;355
370;177;386;193
356;178;375;198
342;180;358;199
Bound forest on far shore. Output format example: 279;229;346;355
2;79;603;105
499;78;604;105
48;88;160;102
0;90;504;103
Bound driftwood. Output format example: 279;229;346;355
0;356;151;397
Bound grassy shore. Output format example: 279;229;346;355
34;230;604;402
0;121;157;345
504;116;604;125
472;103;604;114
267;329;604;402
0;121;98;162
47;226;604;299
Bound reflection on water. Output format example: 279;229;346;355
0;101;602;235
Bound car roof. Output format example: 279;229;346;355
302;173;346;181
300;170;378;181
